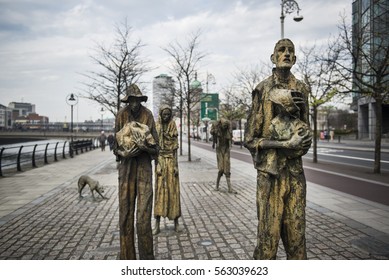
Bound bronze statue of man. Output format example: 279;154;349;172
211;118;237;194
114;84;159;260
153;105;181;234
244;39;312;260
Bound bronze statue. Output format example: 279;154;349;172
211;118;237;194
153;105;181;235
77;175;105;200
114;84;159;260
244;39;312;260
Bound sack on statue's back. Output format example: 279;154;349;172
116;121;156;158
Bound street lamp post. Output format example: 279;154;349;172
100;107;105;131
206;72;216;94
66;93;78;157
280;0;303;39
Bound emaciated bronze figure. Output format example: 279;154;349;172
244;39;312;260
211;118;237;194
153;105;181;234
114;84;159;260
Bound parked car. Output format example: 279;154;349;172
232;129;244;145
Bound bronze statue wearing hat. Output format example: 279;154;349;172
115;84;159;260
120;84;148;103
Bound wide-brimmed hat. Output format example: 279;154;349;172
121;84;148;103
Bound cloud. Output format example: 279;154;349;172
0;0;352;123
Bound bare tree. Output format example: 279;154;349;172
222;64;270;117
295;43;347;163
221;85;249;121
220;64;270;147
163;30;207;161
82;18;149;116
333;8;389;173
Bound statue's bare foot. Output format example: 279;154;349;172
152;227;160;235
174;219;180;232
152;220;160;235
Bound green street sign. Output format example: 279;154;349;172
201;93;219;121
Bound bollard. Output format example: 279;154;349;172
338;135;341;143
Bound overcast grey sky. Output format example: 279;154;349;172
0;0;351;123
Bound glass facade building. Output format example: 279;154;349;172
352;0;389;139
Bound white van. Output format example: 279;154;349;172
232;130;244;145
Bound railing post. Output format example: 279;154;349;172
17;146;23;171
0;147;4;176
70;141;74;158
54;142;59;161
32;144;38;167
73;141;78;155
63;141;67;159
44;143;49;164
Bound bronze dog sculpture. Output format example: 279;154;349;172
78;175;106;200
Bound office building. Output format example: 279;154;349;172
352;0;389;139
152;74;175;119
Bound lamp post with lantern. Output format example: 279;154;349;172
100;107;105;131
280;0;303;39
66;93;78;157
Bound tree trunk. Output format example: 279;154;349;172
179;94;183;156
313;107;318;163
187;84;192;162
373;97;382;174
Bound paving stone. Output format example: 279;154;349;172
0;147;388;261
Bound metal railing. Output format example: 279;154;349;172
0;139;97;176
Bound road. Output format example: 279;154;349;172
304;147;389;171
189;140;389;206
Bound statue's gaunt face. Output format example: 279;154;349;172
161;109;171;123
129;98;141;113
272;40;296;69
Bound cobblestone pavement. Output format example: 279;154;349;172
1;144;389;260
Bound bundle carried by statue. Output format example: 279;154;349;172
268;88;311;161
116;121;156;158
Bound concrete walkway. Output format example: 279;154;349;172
0;142;388;260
